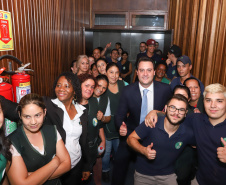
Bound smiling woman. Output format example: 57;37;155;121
77;73;96;106
154;62;171;84
102;63;127;182
96;58;108;75
84;74;111;185
0;72;92;185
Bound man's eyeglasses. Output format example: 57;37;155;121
167;105;186;115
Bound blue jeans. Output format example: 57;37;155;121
102;138;119;172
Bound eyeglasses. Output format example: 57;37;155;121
167;105;186;115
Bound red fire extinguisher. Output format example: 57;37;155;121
0;55;33;103
0;67;13;101
0;55;34;136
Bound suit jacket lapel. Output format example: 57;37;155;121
153;81;157;109
133;81;142;108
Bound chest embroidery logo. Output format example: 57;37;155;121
221;137;226;146
172;70;175;75
92;118;98;127
175;142;183;149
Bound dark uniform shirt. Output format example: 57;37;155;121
185;113;226;185
135;116;195;176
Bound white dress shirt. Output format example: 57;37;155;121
139;82;154;114
52;98;85;169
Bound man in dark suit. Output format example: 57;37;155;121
111;56;172;185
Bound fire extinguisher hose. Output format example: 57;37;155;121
0;55;23;74
0;55;23;66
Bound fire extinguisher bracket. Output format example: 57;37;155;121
0;55;33;102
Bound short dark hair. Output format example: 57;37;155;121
96;74;109;85
97;47;103;52
155;49;163;57
93;48;101;53
118;47;123;52
115;42;121;47
111;49;119;55
70;60;77;69
137;56;155;70
122;51;128;56
53;72;82;103
173;85;191;100
91;63;97;70
140;42;147;46
155;61;167;71
96;58;108;65
106;62;119;72
183;77;200;88
167;94;189;109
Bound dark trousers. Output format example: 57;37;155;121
111;139;136;185
175;146;198;185
60;159;83;185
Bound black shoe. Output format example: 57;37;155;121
102;171;110;182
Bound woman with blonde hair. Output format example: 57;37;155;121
77;55;90;75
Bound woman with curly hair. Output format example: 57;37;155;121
0;72;91;185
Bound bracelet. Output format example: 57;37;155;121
102;116;105;122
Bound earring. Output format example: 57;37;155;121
73;94;77;102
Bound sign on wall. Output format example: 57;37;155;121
0;10;14;51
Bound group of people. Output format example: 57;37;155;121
0;38;225;185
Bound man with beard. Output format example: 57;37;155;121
127;94;195;185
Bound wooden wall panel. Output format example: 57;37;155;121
0;0;90;96
169;0;226;87
93;0;169;11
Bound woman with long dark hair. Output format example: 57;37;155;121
102;63;127;182
0;100;11;184
7;94;70;185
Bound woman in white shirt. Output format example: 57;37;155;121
51;72;91;185
0;72;91;185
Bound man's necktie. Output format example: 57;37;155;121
140;89;149;124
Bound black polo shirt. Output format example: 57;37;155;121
185;113;226;185
135;115;195;176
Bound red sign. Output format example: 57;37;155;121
0;19;12;44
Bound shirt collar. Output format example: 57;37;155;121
156;115;186;137
202;113;226;127
139;82;153;94
52;98;86;119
